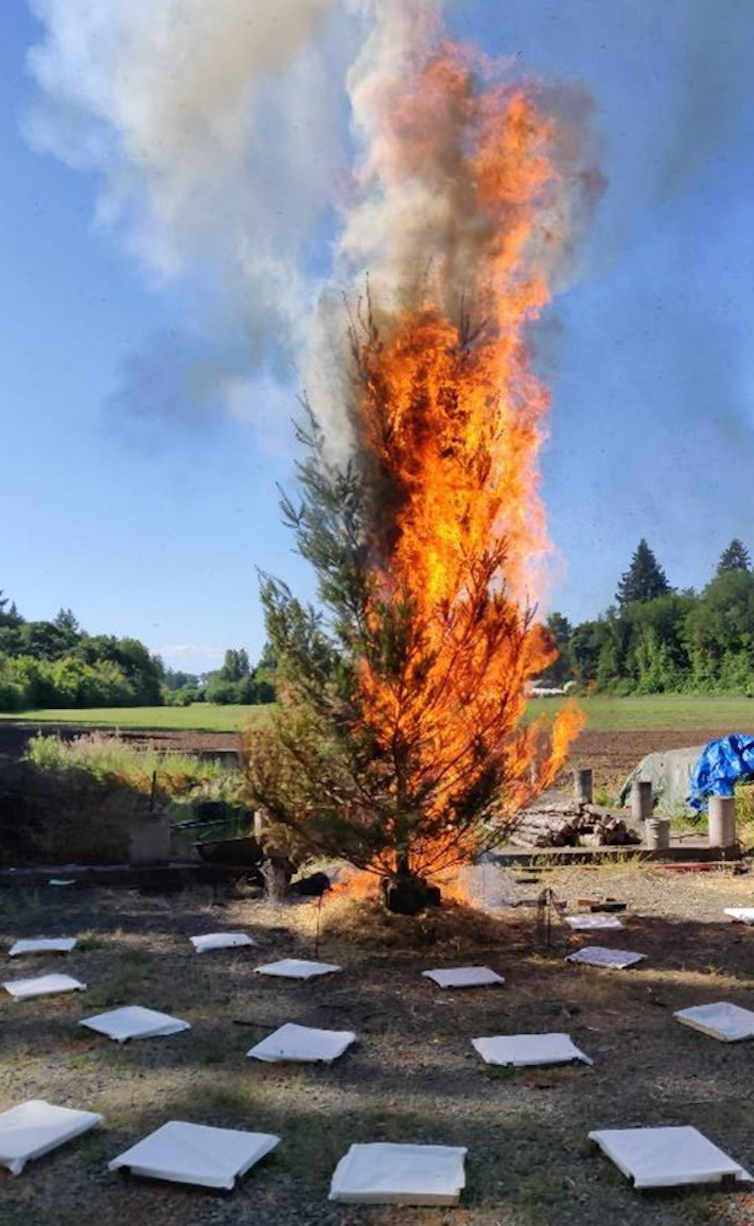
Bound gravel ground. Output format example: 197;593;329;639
2;875;754;1226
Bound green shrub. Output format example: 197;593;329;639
24;732;243;805
0;652;159;711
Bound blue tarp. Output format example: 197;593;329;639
688;734;754;810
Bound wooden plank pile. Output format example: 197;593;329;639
509;803;642;849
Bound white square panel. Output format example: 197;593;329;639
248;1022;355;1064
566;915;624;931
472;1033;593;1067
566;946;646;970
724;908;754;925
108;1121;280;1189
80;1005;190;1043
9;938;78;957
674;1001;754;1042
0;1100;102;1175
422;966;504;989
3;973;86;1000
189;932;256;953
253;959;341;980
589;1126;752;1188
329;1142;467;1205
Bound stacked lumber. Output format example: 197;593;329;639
509;803;641;849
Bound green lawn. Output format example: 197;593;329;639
2;694;754;734
0;703;272;733
528;693;754;730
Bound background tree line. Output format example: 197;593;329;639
6;534;752;710
540;538;754;694
162;644;277;706
0;596;164;710
0;591;276;710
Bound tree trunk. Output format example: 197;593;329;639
381;873;441;916
261;855;293;904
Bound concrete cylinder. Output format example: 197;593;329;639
708;795;737;849
645;818;670;851
574;768;593;805
631;780;653;823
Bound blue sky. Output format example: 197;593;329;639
2;1;753;673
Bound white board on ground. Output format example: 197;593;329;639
423;966;504;989
329;1143;467;1205
724;908;754;925
108;1121;280;1189
0;1100;102;1175
674;1001;754;1042
253;959;341;980
3;973;86;1000
189;932;255;953
80;1006;190;1043
565;915;624;931
472;1033;593;1067
9;938;78;957
589;1126;752;1188
248;1022;355;1064
566;946;646;970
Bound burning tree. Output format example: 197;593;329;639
245;33;595;911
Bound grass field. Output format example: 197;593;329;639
0;703;272;733
2;693;754;733
532;693;754;730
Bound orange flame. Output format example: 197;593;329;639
349;47;584;878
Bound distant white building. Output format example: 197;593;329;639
527;680;577;698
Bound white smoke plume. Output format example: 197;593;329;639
27;0;339;268
24;0;357;429
341;0;465;315
23;0;594;453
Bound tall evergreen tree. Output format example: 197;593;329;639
0;591;21;628
220;648;250;681
717;539;751;576
53;608;80;636
537;612;573;686
615;539;671;607
244;403;573;901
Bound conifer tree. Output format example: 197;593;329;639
0;592;21;628
615;539;671;607
244;389;573;907
538;612;573;686
717;539;751;576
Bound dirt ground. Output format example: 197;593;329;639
3;868;754;1226
0;723;241;764
0;721;734;795
0;721;733;768
571;728;728;796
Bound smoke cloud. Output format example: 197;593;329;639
25;0;356;431
23;0;596;456
27;0;338;270
339;1;598;316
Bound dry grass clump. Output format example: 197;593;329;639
288;889;517;955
